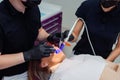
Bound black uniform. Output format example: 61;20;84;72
73;0;120;58
0;0;41;79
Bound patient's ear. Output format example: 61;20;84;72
40;61;49;68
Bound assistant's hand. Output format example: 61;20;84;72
47;32;61;45
23;43;55;61
47;30;74;45
62;30;74;41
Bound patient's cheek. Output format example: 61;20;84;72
51;51;65;62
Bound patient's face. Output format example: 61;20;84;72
40;46;65;67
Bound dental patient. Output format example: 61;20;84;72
28;47;120;80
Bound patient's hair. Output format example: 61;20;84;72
28;61;51;80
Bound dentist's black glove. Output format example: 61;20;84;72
62;30;74;41
23;43;55;61
47;32;61;45
47;30;74;45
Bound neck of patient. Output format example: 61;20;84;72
49;63;61;73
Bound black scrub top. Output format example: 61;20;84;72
0;0;41;77
73;0;120;58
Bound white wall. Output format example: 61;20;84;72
43;0;84;30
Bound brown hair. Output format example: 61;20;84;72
28;61;51;80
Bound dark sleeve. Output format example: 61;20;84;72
0;26;3;52
26;6;41;29
75;1;89;19
35;6;41;29
34;6;41;29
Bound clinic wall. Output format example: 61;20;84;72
43;0;85;30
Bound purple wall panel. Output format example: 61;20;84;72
42;12;62;34
34;12;62;46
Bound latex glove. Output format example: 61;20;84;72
62;30;74;41
47;30;74;45
47;32;61;45
23;43;55;61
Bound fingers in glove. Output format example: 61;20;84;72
42;52;51;57
63;30;69;38
42;44;56;53
62;30;74;41
44;48;55;53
